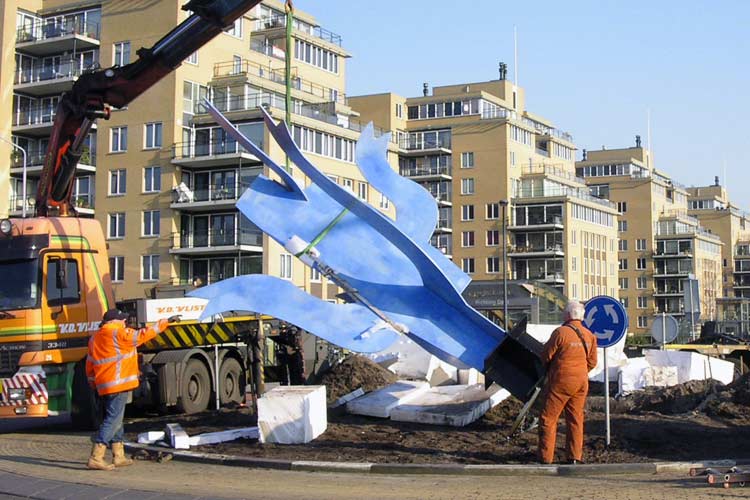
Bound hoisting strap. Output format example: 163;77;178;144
295;208;349;257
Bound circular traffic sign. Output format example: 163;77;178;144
651;314;679;344
583;296;628;348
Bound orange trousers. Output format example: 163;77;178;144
538;378;588;464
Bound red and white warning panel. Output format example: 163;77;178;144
0;372;48;407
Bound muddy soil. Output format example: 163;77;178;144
124;357;750;465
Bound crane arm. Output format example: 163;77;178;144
36;0;265;215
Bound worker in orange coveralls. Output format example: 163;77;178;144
538;300;598;464
86;309;169;470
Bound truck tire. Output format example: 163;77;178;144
71;361;101;430
177;359;211;414
219;357;245;405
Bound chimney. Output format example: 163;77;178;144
582;149;587;160
715;175;720;187
422;83;429;97
498;62;508;81
635;135;641;148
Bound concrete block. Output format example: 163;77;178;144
137;431;165;444
390;384;505;427
347;380;429;418
165;423;190;449
258;385;327;444
187;427;259;446
330;387;365;408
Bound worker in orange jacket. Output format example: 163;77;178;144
86;308;169;471
538;300;597;464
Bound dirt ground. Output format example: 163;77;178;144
124;357;750;465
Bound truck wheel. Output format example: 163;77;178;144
219;357;245;405
71;361;101;430
177;359;211;414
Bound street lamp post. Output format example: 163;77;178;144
0;136;28;218
499;199;509;331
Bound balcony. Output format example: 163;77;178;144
735;244;750;258
509;216;563;231
521;165;586;186
426;190;452;206
513;185;617;210
654;286;684;297
249;38;286;60
653;250;693;259
170;183;250;212
398;137;452;156
172;140;261;168
253;15;342;46
434;218;452;233
7;195;35;216
508;244;564;258
214;58;347;105
653;263;693;278
12;105;56;136
170;229;263;255
400;164;452;181
14;59;96;96
16;20;100;56
10;148;96;176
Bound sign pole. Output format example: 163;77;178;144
604;346;610;447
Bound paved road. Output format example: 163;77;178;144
0;429;740;499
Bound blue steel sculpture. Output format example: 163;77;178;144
190;101;545;401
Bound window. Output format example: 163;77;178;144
109;169;126;195
310;266;321;282
357;182;368;201
487;230;499;246
571;230;577;245
619;277;629;289
232;55;242;74
617;201;627;213
637;316;648;328
621;297;629;308
144;166;161;193
461;258;475;274
143;210;160;237
572;283;578;299
486;203;499;220
144;122;163;149
618;220;628;232
46;259;80;306
109;256;124;283
619;258;628;270
111;126;127;152
637;296;649;309
619;239;628;251
141;255;159;281
113;41;130;66
572;257;577;272
224;17;242;37
461;152;474;168
461;204;475;221
636;258;647;270
294;39;339;74
637;276;648;289
395;103;403;118
379;193;389;210
636;238;647;251
461;231;475;248
108;213;125;239
342;178;353;192
487;257;500;274
510;151;516;166
461;178;475;195
280;254;292;279
186;51;198;65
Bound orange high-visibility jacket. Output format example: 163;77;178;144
86;319;168;396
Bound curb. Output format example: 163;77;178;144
124;442;738;477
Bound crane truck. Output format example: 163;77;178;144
0;0;269;427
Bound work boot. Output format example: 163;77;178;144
87;443;115;471
112;442;134;467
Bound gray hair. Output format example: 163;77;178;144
564;301;585;321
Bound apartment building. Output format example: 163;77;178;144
350;75;619;304
577;141;723;338
2;0;392;301
686;179;750;299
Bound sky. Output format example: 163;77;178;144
294;0;750;207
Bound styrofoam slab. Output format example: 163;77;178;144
188;427;258;446
390;384;502;427
645;349;734;385
330;388;365;408
258;385;327;444
346;380;429;418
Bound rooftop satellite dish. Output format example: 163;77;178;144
651;314;679;344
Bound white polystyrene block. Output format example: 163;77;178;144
137;431;165;444
426;356;458;387
257;385;327;444
645;349;734;385
642;366;679;388
330;388;365;408
390;384;493;427
346;380;429;418
617;357;650;396
458;368;480;385
187;427;258;446
165;423;190;449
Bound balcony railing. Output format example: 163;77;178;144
14;59;96;85
173;229;263;249
12;106;56;127
72;194;94;209
172;138;262;161
522;165;585;185
513;185;617;209
17;19;100;43
435;218;452;230
214;58;347;105
201;95;384;137
426;190;452;203
172;182;250;204
399;137;452;152
249;38;286;59
400;164;452;177
254;15;342;46
8;195;36;212
509;244;563;254
11;151;46;168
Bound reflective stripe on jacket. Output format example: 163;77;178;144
85;319;168;396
